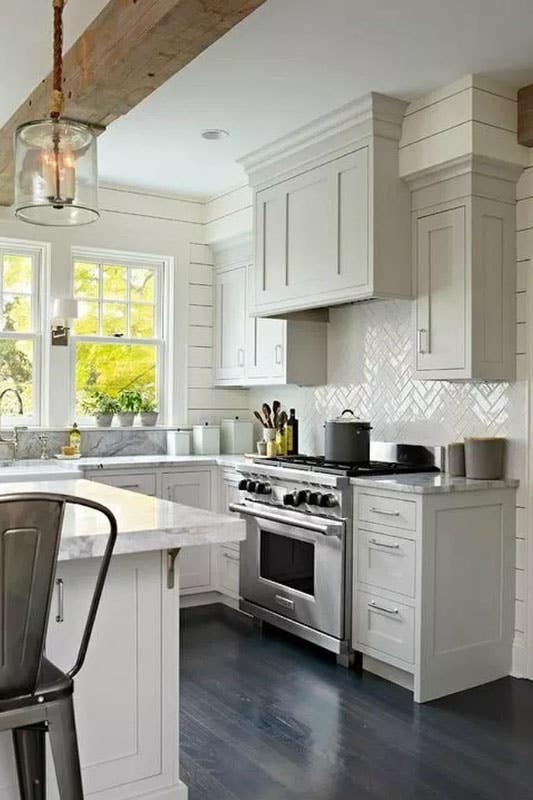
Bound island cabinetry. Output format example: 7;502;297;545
85;470;156;496
352;485;515;702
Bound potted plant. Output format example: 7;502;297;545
82;391;119;427
139;394;159;427
117;389;142;427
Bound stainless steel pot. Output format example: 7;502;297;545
324;410;372;463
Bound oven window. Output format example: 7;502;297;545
260;530;315;595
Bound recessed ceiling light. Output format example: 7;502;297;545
201;129;230;141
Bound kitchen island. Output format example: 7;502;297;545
0;478;245;800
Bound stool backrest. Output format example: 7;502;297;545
0;493;117;698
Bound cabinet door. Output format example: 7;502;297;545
214;265;246;383
87;471;156;496
246;264;286;381
254;148;369;313
161;471;212;591
416;207;466;374
46;552;176;798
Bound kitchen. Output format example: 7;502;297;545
0;1;532;799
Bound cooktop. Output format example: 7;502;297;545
254;454;441;478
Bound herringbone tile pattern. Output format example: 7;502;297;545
249;299;526;470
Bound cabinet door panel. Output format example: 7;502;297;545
246;263;285;380
416;207;466;373
256;190;287;295
46;553;164;796
214;266;246;382
161;471;211;591
337;148;369;288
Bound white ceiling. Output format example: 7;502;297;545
4;0;533;199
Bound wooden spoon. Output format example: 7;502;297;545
254;410;267;428
272;400;280;428
262;403;273;428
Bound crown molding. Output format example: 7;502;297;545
402;153;525;191
239;92;408;188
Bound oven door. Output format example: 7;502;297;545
230;502;345;639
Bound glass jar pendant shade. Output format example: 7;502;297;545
15;119;99;226
13;0;99;226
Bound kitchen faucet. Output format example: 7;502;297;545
0;388;25;459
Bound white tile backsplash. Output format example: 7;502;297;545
249;298;527;477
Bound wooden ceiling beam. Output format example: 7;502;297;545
518;84;533;147
0;0;265;205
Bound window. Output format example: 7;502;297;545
72;251;165;421
0;242;45;424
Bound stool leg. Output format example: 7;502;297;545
47;696;84;800
12;724;46;800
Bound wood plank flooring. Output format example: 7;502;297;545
180;605;533;800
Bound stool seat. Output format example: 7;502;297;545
0;659;73;713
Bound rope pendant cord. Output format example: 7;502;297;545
50;0;65;119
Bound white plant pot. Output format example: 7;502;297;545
118;412;135;427
95;414;113;428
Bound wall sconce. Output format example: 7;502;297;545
51;297;79;346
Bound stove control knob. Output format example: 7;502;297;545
302;490;313;504
319;493;338;508
238;479;248;491
247;480;257;493
308;492;322;506
293;490;307;507
256;482;272;495
283;492;296;506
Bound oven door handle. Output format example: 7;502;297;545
229;502;342;537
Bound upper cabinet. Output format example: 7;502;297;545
240;93;411;317
410;159;518;381
212;239;326;387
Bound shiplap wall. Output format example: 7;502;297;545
187;242;249;425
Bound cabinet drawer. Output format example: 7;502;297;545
90;472;156;496
355;590;414;664
218;546;240;597
357;529;416;597
358;493;416;531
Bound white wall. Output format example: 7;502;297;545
0;185;241;427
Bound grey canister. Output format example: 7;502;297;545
447;442;465;477
464;437;506;480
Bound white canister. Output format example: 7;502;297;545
221;417;253;455
192;423;220;455
167;429;191;456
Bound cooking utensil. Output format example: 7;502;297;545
272;400;281;428
262;403;273;428
254;410;267;428
278;410;287;430
324;409;372;463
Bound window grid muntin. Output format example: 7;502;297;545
74;260;158;340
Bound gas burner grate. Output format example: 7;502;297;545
254;454;440;478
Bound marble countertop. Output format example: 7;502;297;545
350;473;519;494
0;478;245;561
69;454;246;470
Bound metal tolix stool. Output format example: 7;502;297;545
0;493;117;799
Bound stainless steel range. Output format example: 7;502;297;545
230;443;443;666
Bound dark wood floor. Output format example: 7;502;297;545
180;605;533;800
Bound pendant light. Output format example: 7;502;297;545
14;0;99;226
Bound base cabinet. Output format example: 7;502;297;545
161;470;212;593
0;551;182;800
352;486;516;702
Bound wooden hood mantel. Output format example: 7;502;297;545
0;0;265;207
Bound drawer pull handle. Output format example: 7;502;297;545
275;594;294;610
369;507;400;517
222;552;240;563
369;538;400;549
369;600;399;615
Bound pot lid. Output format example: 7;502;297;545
327;409;371;427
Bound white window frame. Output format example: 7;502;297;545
0;238;50;427
70;247;172;426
